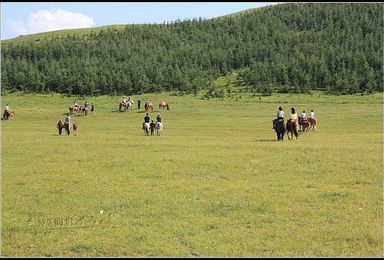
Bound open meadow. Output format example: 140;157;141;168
1;91;383;256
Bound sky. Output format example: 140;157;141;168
1;2;278;40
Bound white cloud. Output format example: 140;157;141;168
10;9;94;36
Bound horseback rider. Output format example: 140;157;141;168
84;100;89;109
309;109;315;120
143;113;150;129
3;103;9;119
300;111;307;121
122;97;127;106
156;113;162;123
289;107;298;129
73;101;79;108
273;106;284;129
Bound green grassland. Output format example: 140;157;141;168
1;91;383;256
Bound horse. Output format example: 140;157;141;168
81;107;89;116
73;123;78;135
307;117;317;131
144;101;154;112
2;110;15;120
143;122;150;136
298;117;310;132
286;119;299;140
119;101;133;111
69;105;82;114
272;119;286;141
159;101;171;110
155;122;163;136
57;120;71;135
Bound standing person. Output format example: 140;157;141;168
91;102;95;114
137;100;141;109
150;120;156;136
143;113;150;129
65;113;72;134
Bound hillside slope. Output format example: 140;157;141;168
1;3;382;96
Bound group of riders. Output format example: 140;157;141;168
273;106;316;132
71;100;94;114
143;112;163;135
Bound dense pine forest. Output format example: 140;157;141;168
1;3;383;96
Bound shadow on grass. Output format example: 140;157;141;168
252;138;278;142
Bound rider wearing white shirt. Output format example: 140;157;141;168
310;110;315;119
301;111;307;120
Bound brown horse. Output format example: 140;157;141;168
159;101;171;110
73;123;78;135
145;101;153;112
298;117;310;132
307;117;317;131
272;119;286;141
57;120;70;135
286;119;299;140
2;110;15;120
81;107;89;116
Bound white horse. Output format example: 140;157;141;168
155;122;163;136
143;122;150;136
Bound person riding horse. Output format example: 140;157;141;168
156;113;162;123
3;104;10;119
143;113;150;129
299;110;308;131
273;106;285;129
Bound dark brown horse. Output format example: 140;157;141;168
307;117;317;131
145;101;154;112
286;119;299;140
298;117;310;132
159;101;171;110
272;119;286;141
57;120;70;135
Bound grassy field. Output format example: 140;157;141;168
1;91;383;257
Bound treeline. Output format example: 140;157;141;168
1;3;382;96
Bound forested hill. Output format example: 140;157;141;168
1;3;383;96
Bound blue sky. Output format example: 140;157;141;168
1;2;277;40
